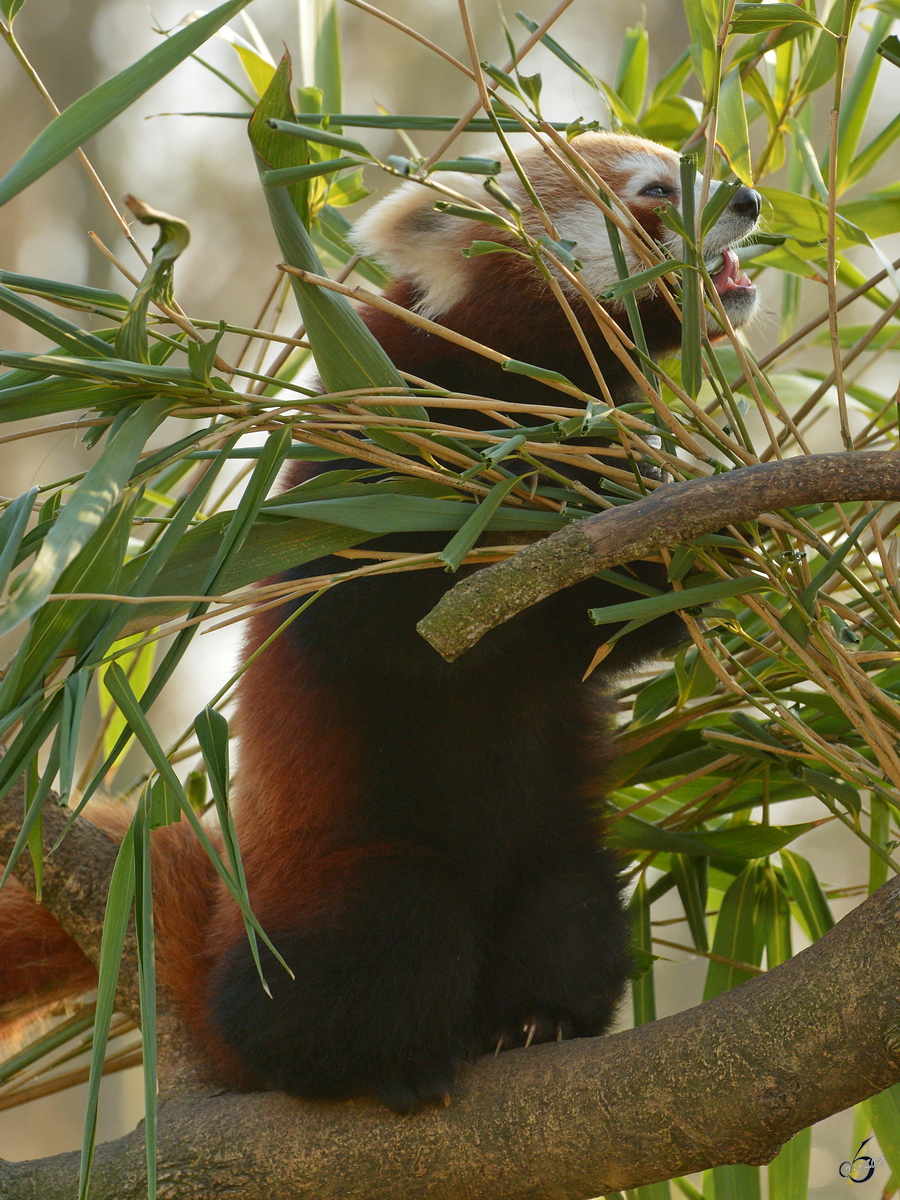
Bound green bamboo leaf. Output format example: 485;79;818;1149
284;113;572;132
639;96;701;147
717;70;754;186
0;270;128;314
115;197;190;364
0;284;116;359
729;4;823;33
1;0;27;21
759;187;866;245
195;705;267;991
649;50;691;106
98;632;158;782
785;116;828;202
0;398;171;640
312;0;342;115
0;490;138;713
131;792;158;1197
712;1164;761;1200
846;111;900;190
431;157;502;176
684;0;718;90
0;487;38;594
601;258;687;300
835;13;893;191
0;0;255;207
102;664;291;977
56;670;89;807
866;1084;900;1182
216;24;276;97
768;1128;811;1200
265;493;568;534
761;865;792;969
265;117;371;157
501;358;578;387
438;476;523;572
703;862;765;1001
78;819;136;1199
839;185;900;239
795;0;845;98
629;875;656;1026
671;853;709;952
432;200;513;230
589;575;771;624
778;849;834;940
462;240;520;258
877;33;900;69
251;72;419;432
608;816;812;858
679;156;702;399
261;155;364;187
615;22;648;116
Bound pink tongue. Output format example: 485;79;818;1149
711;248;753;293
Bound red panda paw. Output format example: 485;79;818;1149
489;1012;575;1055
373;1063;460;1114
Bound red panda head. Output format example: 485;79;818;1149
352;132;760;340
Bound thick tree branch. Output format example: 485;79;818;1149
2;780;899;1199
417;450;900;660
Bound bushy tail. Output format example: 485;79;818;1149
0;802;218;1038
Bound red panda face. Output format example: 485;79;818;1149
353;132;760;337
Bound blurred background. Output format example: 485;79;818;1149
0;1;897;1193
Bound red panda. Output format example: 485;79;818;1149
0;133;760;1113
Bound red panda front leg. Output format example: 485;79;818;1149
205;845;482;1112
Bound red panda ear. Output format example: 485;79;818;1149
351;175;490;319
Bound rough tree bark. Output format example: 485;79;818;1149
417;450;900;660
2;451;900;1197
2;768;899;1196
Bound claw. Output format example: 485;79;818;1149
494;1036;507;1057
523;1021;536;1049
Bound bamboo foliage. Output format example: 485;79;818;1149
0;0;899;1195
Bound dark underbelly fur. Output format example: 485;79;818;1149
210;475;685;1110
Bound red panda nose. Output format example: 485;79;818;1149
730;186;761;220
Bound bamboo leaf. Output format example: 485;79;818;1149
0;397;171;639
779;849;835;940
716;69;753;185
615;22;648;116
78;820;136;1199
629;875;657;1026
0;0;255;206
729;4;823;34
703;862;764;1001
0;487;38;594
438;476;523;572
0;285;116;359
767;1128;811;1200
589;575;771;625
608;816;812;858
115;197;190;364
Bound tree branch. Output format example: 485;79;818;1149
417;451;900;660
2;779;900;1199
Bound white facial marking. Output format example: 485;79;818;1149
351;136;759;328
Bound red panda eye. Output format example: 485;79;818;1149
639;182;675;199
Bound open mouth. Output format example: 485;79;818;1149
708;247;754;295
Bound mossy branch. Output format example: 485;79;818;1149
417;451;900;661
